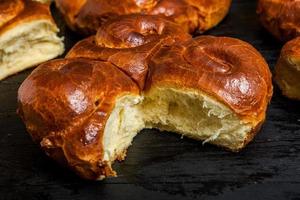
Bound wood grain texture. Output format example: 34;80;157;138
0;1;300;199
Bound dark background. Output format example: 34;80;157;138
1;1;300;199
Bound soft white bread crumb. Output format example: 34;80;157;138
103;87;253;166
0;19;64;80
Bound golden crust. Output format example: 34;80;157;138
18;58;140;179
275;37;300;99
55;0;231;34
0;0;24;28
67;15;191;88
257;0;300;42
0;0;54;35
148;36;273;124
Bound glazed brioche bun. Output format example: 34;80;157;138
18;34;273;180
257;0;300;42
0;0;64;80
55;0;232;35
275;37;300;100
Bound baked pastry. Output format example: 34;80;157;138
67;14;191;88
18;14;273;180
257;0;300;42
18;25;273;180
275;37;300;99
55;0;232;34
0;0;64;81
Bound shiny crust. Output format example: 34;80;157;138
275;37;300;99
67;15;191;88
18;58;140;179
18;16;273;180
0;0;54;35
55;0;231;34
148;36;273;124
0;0;24;27
257;0;300;42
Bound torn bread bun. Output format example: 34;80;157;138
18;35;273;180
275;37;300;100
0;0;64;80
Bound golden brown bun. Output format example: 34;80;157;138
18;58;140;180
275;37;300;99
0;0;64;80
67;14;191;88
55;0;231;35
18;16;272;180
257;0;300;42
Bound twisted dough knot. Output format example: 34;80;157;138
148;36;273;119
0;0;24;27
67;15;191;88
95;14;177;48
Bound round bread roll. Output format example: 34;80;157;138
275;37;300;99
66;14;191;88
18;32;273;179
18;7;272;180
0;0;64;80
257;0;300;42
55;0;232;34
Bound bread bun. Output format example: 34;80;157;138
257;0;300;42
55;0;231;35
275;37;300;99
18;25;273;179
0;0;64;80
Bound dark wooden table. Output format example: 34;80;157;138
1;1;300;199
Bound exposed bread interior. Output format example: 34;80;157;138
102;87;254;173
0;0;64;80
0;20;64;80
